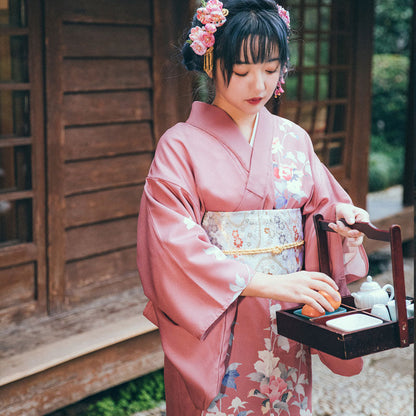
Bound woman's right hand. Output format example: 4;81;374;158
241;270;341;314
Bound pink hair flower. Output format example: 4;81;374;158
205;3;222;14
207;0;224;8
189;26;205;42
197;8;210;24
204;23;217;33
202;31;215;48
209;9;227;26
277;4;290;30
188;0;229;70
190;39;207;56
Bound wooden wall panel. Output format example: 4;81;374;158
65;217;137;261
46;0;155;311
65;185;143;228
45;0;192;311
63;59;152;92
60;0;152;25
65;247;137;292
62;24;151;57
0;263;35;309
64;154;152;195
63;91;152;126
64;123;153;161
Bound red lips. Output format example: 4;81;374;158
247;97;262;105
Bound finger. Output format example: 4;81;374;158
345;229;362;238
308;298;329;314
328;221;347;233
356;211;370;222
329;222;351;238
304;290;335;313
337;209;355;225
309;272;339;291
333;222;365;239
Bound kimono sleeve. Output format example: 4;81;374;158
301;132;368;294
137;175;254;341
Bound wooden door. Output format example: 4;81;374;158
44;0;155;312
0;0;46;325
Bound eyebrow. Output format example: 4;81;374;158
235;57;280;65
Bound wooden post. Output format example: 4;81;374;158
152;0;194;142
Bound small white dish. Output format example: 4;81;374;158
326;313;383;332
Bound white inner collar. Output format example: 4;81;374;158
249;113;259;146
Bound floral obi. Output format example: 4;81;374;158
202;209;304;275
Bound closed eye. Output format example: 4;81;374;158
233;71;248;77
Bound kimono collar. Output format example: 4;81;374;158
186;101;273;171
186;101;275;203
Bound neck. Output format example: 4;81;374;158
212;98;258;142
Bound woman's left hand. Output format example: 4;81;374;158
328;203;370;247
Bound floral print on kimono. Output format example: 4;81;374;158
204;299;312;416
272;119;312;209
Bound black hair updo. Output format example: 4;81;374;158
182;0;290;85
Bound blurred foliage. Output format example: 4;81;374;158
371;54;409;147
369;0;412;191
373;0;413;55
368;137;404;192
84;370;165;416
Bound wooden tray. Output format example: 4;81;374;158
276;215;414;359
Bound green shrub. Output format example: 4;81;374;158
371;54;409;147
368;136;404;192
369;53;409;191
85;369;165;416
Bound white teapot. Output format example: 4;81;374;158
351;276;394;309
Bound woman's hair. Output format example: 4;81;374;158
182;0;290;85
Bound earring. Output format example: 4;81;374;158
274;78;285;98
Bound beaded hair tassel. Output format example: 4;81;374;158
275;4;291;97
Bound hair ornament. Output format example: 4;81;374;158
187;0;229;74
277;4;290;31
275;4;290;98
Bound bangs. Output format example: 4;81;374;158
240;34;280;65
216;10;289;84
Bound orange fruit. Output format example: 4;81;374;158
319;290;341;310
301;290;341;317
301;304;324;317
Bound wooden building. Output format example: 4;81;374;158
0;0;412;415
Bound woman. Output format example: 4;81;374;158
137;1;369;414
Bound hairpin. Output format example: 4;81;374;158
187;0;229;74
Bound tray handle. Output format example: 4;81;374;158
313;214;409;348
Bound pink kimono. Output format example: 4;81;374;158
137;102;367;415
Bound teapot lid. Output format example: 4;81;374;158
359;276;381;291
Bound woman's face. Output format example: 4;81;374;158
213;42;281;120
